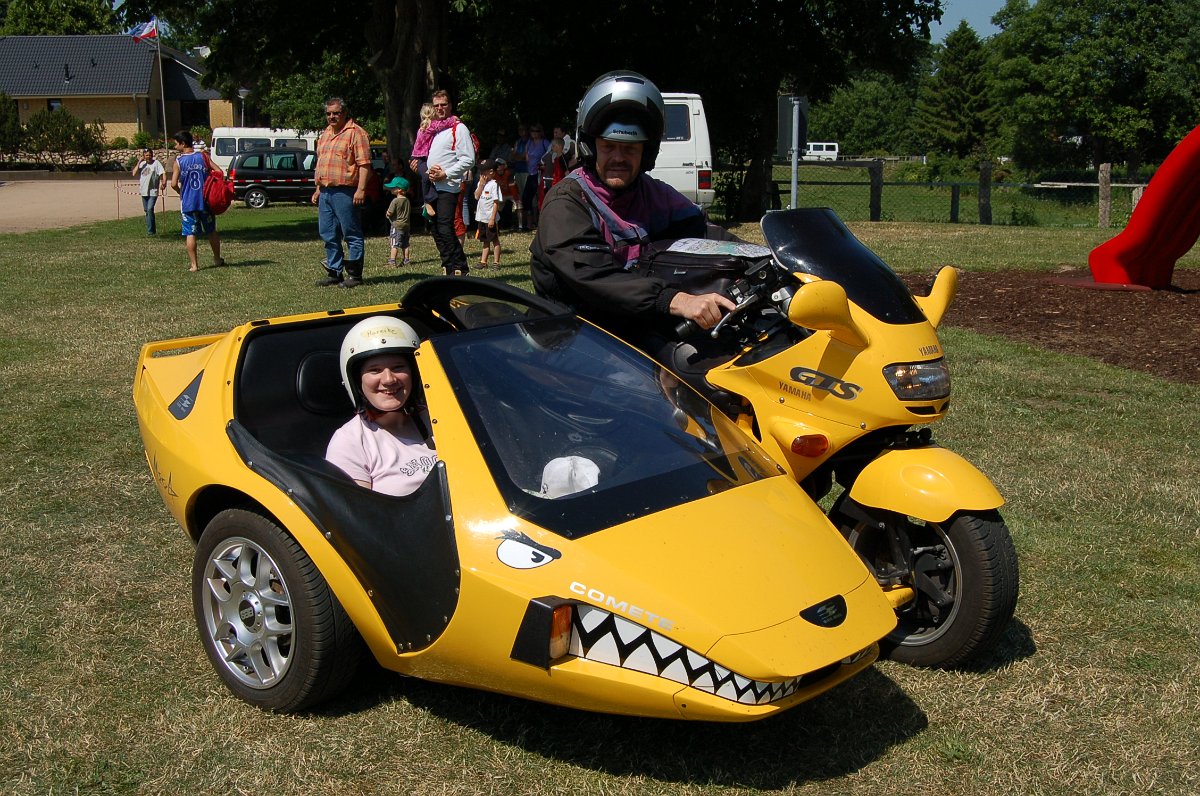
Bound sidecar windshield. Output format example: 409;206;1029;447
761;208;926;325
432;317;780;538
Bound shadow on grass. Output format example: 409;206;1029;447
219;218;317;243
961;617;1037;673
333;664;926;789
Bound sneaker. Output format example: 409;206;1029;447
315;273;343;286
213;257;226;268
387;258;397;267
402;258;412;266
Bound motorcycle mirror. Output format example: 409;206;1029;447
913;265;959;329
787;280;870;348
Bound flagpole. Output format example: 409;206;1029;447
155;32;168;147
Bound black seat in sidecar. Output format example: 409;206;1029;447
234;312;440;458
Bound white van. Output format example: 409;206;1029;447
803;142;839;161
649;93;714;208
208;127;320;170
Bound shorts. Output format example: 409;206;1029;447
181;210;216;237
389;227;410;249
478;224;500;245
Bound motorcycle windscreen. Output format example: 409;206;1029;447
432;317;781;539
761;208;926;325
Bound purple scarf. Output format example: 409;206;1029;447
573;168;700;268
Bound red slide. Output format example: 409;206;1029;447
1089;123;1200;289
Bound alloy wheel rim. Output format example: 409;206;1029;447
200;536;295;689
893;520;962;646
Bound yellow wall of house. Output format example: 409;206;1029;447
15;95;164;140
209;100;234;128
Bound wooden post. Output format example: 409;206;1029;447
1098;162;1112;228
950;184;960;223
978;160;992;225
869;159;882;222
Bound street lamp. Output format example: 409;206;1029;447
237;88;250;127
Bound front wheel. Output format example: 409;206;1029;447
244;187;269;209
833;499;1019;668
192;509;363;711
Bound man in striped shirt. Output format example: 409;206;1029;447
311;96;372;288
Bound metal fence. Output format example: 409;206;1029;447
752;161;1145;228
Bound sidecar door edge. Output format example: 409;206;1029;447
401;276;572;331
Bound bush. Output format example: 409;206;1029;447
190;125;212;146
132;130;151;149
110;136;129;149
0;91;22;159
22;109;105;169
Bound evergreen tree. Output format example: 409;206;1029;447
913;21;999;158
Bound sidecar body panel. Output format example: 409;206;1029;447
134;279;896;720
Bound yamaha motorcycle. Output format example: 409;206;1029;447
635;207;1019;668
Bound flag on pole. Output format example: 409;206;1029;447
130;17;158;43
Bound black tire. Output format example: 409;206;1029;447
835;504;1019;668
244;187;269;209
192;509;363;711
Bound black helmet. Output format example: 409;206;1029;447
576;71;666;174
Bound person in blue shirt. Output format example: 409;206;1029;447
169;129;224;272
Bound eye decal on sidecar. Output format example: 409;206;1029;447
496;530;562;569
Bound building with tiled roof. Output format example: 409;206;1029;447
0;34;234;140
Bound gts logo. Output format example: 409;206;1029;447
789;367;862;400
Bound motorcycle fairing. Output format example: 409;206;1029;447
761;208;927;325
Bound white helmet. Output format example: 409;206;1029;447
339;316;421;410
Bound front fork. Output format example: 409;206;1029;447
832;495;954;613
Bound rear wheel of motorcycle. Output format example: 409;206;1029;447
193;508;363;711
837;506;1019;668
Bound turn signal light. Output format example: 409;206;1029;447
549;604;573;660
698;170;712;190
791;434;830;457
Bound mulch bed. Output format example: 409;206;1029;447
902;268;1200;386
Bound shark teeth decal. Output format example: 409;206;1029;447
570;605;839;705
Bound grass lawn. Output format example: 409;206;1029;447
1;204;1198;794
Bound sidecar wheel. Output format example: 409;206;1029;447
838;506;1019;668
193;509;363;711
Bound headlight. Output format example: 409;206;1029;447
883;358;951;401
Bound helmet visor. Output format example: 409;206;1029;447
597;119;649;143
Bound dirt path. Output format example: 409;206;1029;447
0;179;180;233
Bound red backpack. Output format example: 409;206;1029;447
201;151;235;214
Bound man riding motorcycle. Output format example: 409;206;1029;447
530;71;735;341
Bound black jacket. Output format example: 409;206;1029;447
529;174;707;336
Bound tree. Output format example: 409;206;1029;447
912;21;999;158
991;0;1200;174
117;0;470;174
118;1;942;218
453;1;943;219
808;71;921;155
2;0;116;34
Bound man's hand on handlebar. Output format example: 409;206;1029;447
669;292;737;330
